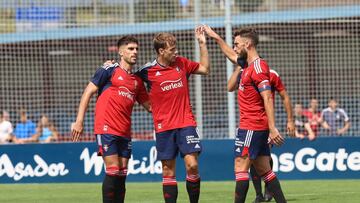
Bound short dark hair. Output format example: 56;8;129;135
117;35;139;48
234;28;259;47
153;32;176;54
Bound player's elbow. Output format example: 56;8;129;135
227;84;236;92
201;65;210;75
203;69;210;76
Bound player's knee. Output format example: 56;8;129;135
186;162;199;174
162;167;175;176
254;165;268;175
162;163;176;176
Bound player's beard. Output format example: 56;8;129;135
238;48;248;62
125;57;136;65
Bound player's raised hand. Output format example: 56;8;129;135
202;25;220;39
71;121;83;142
103;59;116;67
195;26;206;44
287;120;296;137
269;127;284;146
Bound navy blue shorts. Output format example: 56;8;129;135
155;126;202;160
234;129;270;160
96;134;132;158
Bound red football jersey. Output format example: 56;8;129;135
238;58;271;130
270;69;285;100
136;56;199;133
91;63;149;138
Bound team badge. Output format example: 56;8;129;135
103;125;108;131
134;80;138;89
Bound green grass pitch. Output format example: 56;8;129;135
0;180;359;203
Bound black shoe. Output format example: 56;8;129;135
252;194;265;203
264;192;273;202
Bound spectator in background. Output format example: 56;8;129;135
2;110;10;121
0;111;14;144
13;109;36;141
30;114;59;143
321;98;350;136
294;103;315;140
303;98;321;136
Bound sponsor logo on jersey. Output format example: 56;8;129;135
118;86;135;101
118;76;124;80
160;78;183;91
103;125;108;131
155;71;162;76
157;123;162;130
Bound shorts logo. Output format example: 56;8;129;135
103;145;109;152
235;139;244;147
128;142;132;150
186;135;200;144
194;144;201;149
236;147;241;152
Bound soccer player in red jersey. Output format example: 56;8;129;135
71;36;150;203
136;28;209;203
230;66;295;202
203;25;290;203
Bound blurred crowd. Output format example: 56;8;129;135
0;97;350;145
293;98;350;141
0;109;58;144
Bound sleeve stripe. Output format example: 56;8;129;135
270;69;280;77
254;59;262;74
259;79;269;84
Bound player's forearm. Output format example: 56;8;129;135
199;42;210;75
227;66;241;92
283;94;294;122
141;101;152;113
76;91;93;123
263;94;276;130
214;37;238;64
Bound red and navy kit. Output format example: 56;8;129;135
91;63;149;138
136;56;199;133
237;58;271;130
